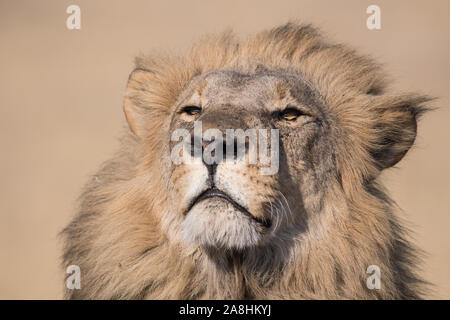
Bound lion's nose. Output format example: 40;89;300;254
190;135;248;160
197;138;219;178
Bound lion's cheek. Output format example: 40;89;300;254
170;162;209;213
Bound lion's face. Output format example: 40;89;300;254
163;69;329;249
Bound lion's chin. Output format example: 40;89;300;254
181;198;265;250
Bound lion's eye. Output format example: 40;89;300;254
279;108;302;121
181;106;202;116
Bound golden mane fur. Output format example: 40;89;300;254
62;23;431;299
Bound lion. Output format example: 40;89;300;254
61;23;431;299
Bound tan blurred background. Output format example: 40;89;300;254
0;0;449;299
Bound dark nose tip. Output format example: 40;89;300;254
192;138;217;179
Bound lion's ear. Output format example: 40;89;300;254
123;68;154;137
371;94;431;170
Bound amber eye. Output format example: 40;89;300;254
181;106;202;116
279;108;302;121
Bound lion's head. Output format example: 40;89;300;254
62;23;431;299
152;68;326;250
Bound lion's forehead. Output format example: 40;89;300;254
184;69;317;110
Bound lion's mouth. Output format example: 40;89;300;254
187;187;271;228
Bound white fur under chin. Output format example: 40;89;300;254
181;199;264;250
